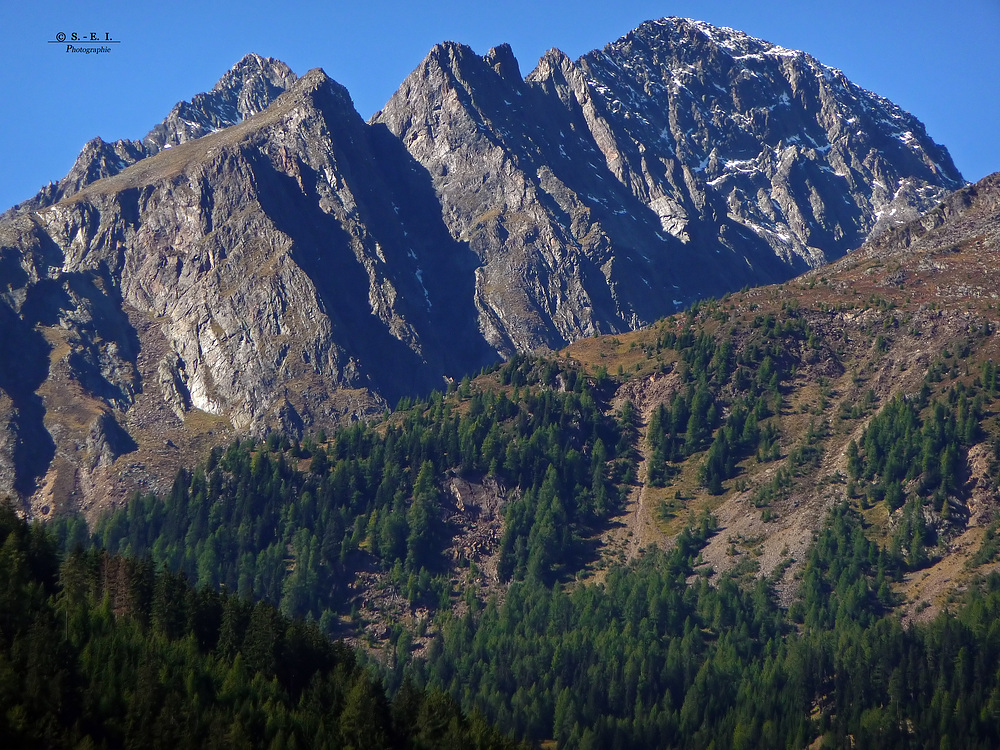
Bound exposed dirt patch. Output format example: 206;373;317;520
345;472;514;662
900;525;1000;626
584;371;686;581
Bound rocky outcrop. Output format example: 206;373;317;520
0;65;494;516
566;19;962;250
143;53;297;151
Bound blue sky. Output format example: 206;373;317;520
2;0;998;212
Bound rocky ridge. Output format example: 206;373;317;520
7;54;297;214
373;18;962;353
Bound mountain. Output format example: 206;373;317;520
561;169;1000;613
0;19;966;517
6;54;298;215
89;168;1000;646
373;18;962;352
0;66;496;518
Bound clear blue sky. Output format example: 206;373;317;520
2;0;998;212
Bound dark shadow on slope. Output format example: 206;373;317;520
366;122;500;378
0;300;55;497
20;266;141;411
249;152;450;406
0;224;75;497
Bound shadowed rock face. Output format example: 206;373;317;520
0;18;965;516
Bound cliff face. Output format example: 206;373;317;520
0;19;965;517
566;19;961;249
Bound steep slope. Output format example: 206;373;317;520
562;170;1000;617
79;173;1000;634
374;42;738;355
0;18;969;519
374;18;962;353
78;171;1000;745
564;19;961;252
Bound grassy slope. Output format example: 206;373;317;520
559;174;1000;618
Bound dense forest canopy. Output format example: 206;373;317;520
0;501;524;749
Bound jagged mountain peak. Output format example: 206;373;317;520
484;43;522;82
419;40;473;71
143;53;298;150
58;65;371;208
407;40;528;90
1;50;498;515
530;46;573;74
7;55;297;214
211;52;295;93
284;66;354;106
584;17;963;189
410;40;489;91
558;17;964;259
376;18;966;356
630;17;805;56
